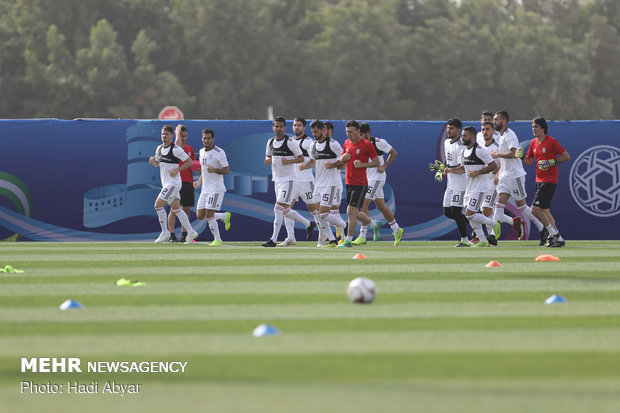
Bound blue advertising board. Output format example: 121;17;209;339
1;119;618;241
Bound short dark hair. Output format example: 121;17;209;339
463;126;477;136
532;116;548;134
201;128;214;137
345;120;360;130
446;118;462;129
359;122;371;133
482;121;494;129
273;116;286;126
180;126;188;132
324;121;334;131
481;110;493;118
162;125;174;134
310;119;324;129
293;117;306;127
496;111;509;122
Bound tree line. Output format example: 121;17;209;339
1;0;618;121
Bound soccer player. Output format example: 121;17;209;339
445;126;500;247
520;116;570;247
280;117;320;246
193;128;231;246
309;119;347;247
356;122;404;245
441;119;471;247
330;120;380;248
262;117;316;247
476;121;501;245
167;125;196;242
490;111;540;242
148;125;198;244
475;110;500;146
324;121;335;139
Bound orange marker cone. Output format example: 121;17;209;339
485;261;502;267
535;254;560;261
353;253;367;259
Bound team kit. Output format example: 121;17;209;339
150;111;569;248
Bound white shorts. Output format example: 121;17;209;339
274;181;295;204
443;189;465;208
314;185;342;208
366;180;385;201
497;177;527;201
465;191;485;212
197;191;225;211
482;189;497;209
292;181;316;204
157;184;180;203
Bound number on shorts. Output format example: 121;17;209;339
469;198;478;208
452;193;461;203
485;194;492;203
306;192;313;200
322;193;330;202
208;196;214;205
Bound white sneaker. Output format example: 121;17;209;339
154;232;170;243
184;231;198;244
277;239;296;247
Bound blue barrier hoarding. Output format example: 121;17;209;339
1;119;618;241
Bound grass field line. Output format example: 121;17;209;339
2;262;619;277
1;279;619;296
2;301;620;322
1;328;620;355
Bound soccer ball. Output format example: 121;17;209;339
347;277;376;304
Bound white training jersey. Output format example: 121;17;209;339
310;137;343;187
444;138;466;191
292;135;315;182
199;145;229;193
265;135;303;182
155;144;189;188
476;130;501;146
366;137;393;182
482;138;500;189
497;128;526;179
461;143;495;193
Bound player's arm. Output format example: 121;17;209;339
174;124;184;145
193;175;202;189
445;165;465;174
149;156;159;167
300;158;316;170
490;147;517;159
468;161;497;178
377;148;397;173
207;165;229;175
557;150;570;164
354;156;379;169
283;154;304;165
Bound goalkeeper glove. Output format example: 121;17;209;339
428;160;445;172
537;159;556;171
434;171;443;183
515;147;524;159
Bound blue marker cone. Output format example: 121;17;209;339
252;324;281;337
545;295;568;304
59;299;84;310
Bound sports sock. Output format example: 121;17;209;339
471;212;496;227
546;224;558;236
283;209;311;227
318;213;335;241
493;202;514;225
283;217;296;241
451;206;469;238
155;207;169;233
271;205;284;242
214;212;226;221
207;217;221;241
172;208;194;234
466;216;487;242
389;220;400;233
359;225;368;238
517;204;544;231
328;210;347;228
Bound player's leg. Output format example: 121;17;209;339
169;197;197;243
263;181;292;247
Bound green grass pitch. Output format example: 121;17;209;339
1;240;620;413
